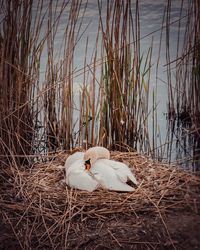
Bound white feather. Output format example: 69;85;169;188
91;160;134;192
66;158;99;191
101;159;138;185
65;152;84;171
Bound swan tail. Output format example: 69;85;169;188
128;173;138;186
109;182;134;192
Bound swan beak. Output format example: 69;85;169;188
85;163;91;171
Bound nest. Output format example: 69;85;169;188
0;151;200;249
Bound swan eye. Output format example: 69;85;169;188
85;159;90;164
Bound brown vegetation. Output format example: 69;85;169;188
0;152;200;249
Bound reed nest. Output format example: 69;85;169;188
0;151;200;250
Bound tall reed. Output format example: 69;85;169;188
0;0;36;165
0;0;155;164
165;0;200;168
98;0;152;152
2;0;188;167
43;0;84;151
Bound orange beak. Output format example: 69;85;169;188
85;163;91;171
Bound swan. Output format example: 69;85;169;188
65;152;99;192
65;147;138;192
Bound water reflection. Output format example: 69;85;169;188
167;116;200;171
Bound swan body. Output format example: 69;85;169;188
65;152;99;191
65;147;137;192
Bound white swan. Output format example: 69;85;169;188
65;147;137;192
65;152;99;192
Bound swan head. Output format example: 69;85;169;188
84;150;98;171
84;147;110;171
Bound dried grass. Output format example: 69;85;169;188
0;152;199;249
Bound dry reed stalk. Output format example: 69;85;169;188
163;0;200;168
58;0;88;150
0;0;36;165
97;0;153;153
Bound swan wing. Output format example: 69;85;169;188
66;160;99;192
65;152;84;170
101;159;138;185
91;161;134;192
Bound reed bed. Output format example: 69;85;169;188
99;0;149;151
0;0;156;166
0;151;199;249
0;0;199;168
0;0;35;165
